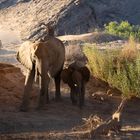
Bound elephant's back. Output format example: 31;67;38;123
44;38;65;77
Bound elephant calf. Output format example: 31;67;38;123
61;62;90;108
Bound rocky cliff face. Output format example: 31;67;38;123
0;0;140;40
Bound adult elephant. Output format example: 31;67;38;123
61;62;90;108
17;32;65;111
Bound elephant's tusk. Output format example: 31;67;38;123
34;66;38;83
48;72;51;78
74;84;78;87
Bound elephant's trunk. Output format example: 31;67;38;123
34;64;39;83
38;59;50;107
79;81;85;108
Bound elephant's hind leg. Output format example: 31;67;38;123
20;68;35;111
54;71;62;101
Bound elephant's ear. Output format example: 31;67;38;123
79;66;90;82
61;68;72;83
17;41;34;70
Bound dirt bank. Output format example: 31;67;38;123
0;63;140;140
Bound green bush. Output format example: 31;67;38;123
83;42;140;98
105;21;140;41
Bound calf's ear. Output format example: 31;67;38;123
61;68;72;83
79;67;90;82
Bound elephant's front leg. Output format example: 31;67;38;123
20;68;35;111
38;74;50;108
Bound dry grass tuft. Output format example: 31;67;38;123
83;38;140;98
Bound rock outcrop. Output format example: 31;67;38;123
0;0;140;40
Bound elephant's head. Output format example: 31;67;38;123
61;65;90;108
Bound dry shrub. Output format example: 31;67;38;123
83;38;140;98
72;115;103;132
120;36;138;61
105;21;140;41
